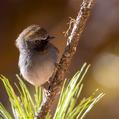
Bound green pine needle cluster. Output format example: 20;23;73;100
0;63;104;119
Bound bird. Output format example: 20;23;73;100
16;25;59;86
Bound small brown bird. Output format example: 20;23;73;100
16;25;59;86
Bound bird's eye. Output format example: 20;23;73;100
35;40;41;44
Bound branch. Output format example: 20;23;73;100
36;0;96;118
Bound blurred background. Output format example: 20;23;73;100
0;0;119;118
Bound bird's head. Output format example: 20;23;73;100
16;25;55;51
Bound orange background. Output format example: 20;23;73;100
0;0;119;118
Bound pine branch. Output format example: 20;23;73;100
36;0;96;118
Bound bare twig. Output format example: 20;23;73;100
36;0;95;118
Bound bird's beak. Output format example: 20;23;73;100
48;36;55;40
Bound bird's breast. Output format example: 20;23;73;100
18;45;58;86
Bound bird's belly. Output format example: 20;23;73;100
19;44;58;86
19;54;55;86
28;61;55;86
